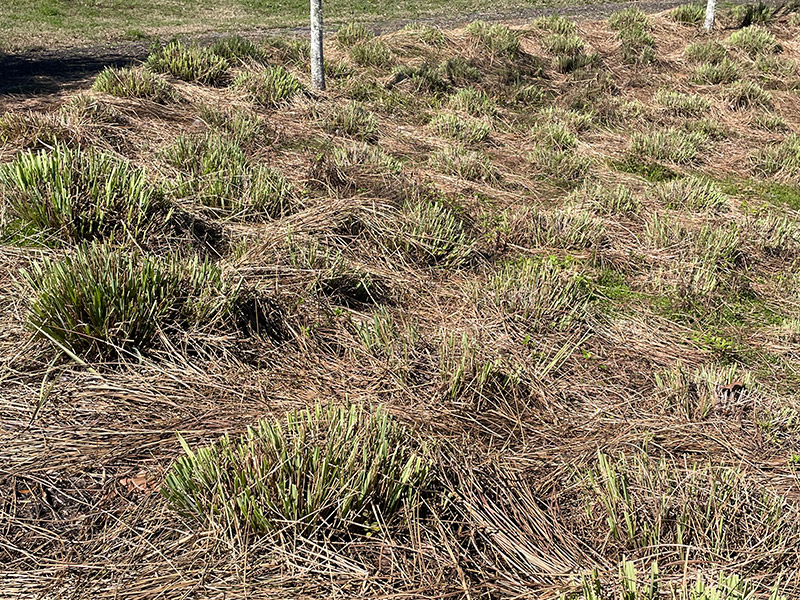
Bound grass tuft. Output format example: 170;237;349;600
654;89;710;116
430;112;491;144
336;22;373;47
22;242;240;356
0;145;163;245
145;41;229;85
350;39;394;67
723;80;772;109
163;403;430;536
727;25;778;57
430;145;498;181
656;176;728;211
465;21;520;56
671;3;705;23
232;66;303;108
92;66;176;102
323;101;379;142
629;128;707;164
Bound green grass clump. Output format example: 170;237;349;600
671;3;705;23
332;143;402;174
92;66;176;102
727;26;778;57
531;121;577;150
752;213;800;255
617;25;656;64
753;111;788;132
751;133;800;179
402;22;449;47
629;128;707;164
350;39;394;67
724;80;772;109
336;22;373;47
209;35;268;64
685;40;727;63
164;133;293;220
439;56;482;84
197;104;263;145
730;2;775;28
533;15;577;34
233;66;303;108
693;58;740;84
562;560;788;600
529;145;590;188
483;257;593;330
583;451;799;565
448;88;496;117
390;63;450;94
543;33;584;56
394;197;475;267
0;145;163;245
430;112;491;144
608;7;648;30
654;89;710;115
465;21;520;56
22;243;240;356
571;183;641;215
0;110;82;150
756;55;798;77
145;41;229;85
162;402;430;535
430;145;498;181
323;101;379;142
262;36;310;66
656;176;728;211
526;207;605;249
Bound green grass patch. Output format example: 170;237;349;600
670;3;705;24
22;242;241;357
163;402;430;535
145;41;229;85
164;133;294;220
336;22;373;47
350;39;394;68
92;66;176;102
0;145;164;245
654;89;710;116
430;112;491;145
465;21;520;56
692;58;740;84
727;25;778;56
629;128;707;164
232;66;304;108
430;145;498;181
323;101;379;142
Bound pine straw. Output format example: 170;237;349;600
3;10;800;600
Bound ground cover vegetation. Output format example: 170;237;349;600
2;5;800;599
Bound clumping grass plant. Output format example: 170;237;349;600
162;403;431;536
0;145;164;245
233;67;304;108
21;243;241;357
145;41;230;85
92;66;176;102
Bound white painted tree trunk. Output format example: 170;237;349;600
310;0;325;90
704;0;717;31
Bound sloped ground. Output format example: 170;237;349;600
2;6;800;599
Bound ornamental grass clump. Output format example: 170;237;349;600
22;243;241;357
0;144;163;245
162;403;431;536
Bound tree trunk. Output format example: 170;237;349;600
704;0;717;31
310;0;325;90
